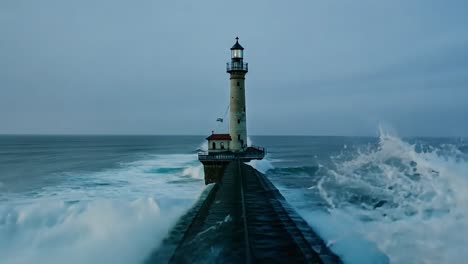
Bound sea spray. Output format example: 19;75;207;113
182;164;204;180
0;198;174;264
314;131;468;263
256;131;468;263
248;157;274;173
0;153;206;264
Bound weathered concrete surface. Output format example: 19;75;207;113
146;161;341;264
200;161;229;184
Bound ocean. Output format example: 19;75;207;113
0;133;467;264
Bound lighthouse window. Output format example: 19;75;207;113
238;134;241;140
212;142;216;150
232;49;243;58
237;119;240;124
243;107;245;112
237;82;240;86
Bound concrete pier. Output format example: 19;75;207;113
146;161;340;263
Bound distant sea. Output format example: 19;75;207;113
0;134;467;264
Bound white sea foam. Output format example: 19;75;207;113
0;198;175;264
245;136;276;173
313;130;468;264
248;158;274;173
0;154;206;264
198;141;208;152
182;164;204;179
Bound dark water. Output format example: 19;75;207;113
0;135;467;263
0;135;202;193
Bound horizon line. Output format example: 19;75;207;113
0;133;466;139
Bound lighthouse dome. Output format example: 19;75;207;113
231;38;244;50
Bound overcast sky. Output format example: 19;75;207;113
1;0;467;136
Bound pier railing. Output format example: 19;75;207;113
198;146;265;161
198;153;237;161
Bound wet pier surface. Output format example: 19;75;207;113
146;161;341;263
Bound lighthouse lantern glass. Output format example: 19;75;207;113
232;49;243;59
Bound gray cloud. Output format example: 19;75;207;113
1;0;467;136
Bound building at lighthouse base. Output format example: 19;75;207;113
198;133;265;184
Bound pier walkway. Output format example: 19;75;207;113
146;161;340;263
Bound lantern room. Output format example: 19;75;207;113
231;37;244;59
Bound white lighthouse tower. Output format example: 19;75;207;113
227;37;248;151
198;38;265;184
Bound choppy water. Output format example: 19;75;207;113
1;133;467;263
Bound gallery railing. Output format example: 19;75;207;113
226;62;248;72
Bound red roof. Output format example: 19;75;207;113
206;134;231;140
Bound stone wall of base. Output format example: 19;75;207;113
201;161;229;184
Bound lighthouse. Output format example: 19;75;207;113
198;38;265;184
227;37;248;151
